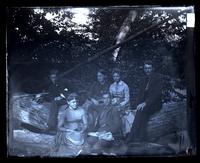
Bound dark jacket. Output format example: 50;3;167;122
88;81;110;100
135;72;162;113
44;80;65;102
97;105;122;138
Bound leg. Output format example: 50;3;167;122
127;110;142;142
93;139;112;154
136;112;149;141
47;100;59;131
82;136;98;154
127;110;150;142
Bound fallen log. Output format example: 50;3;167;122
9;93;188;156
147;100;187;142
11;94;51;130
11;94;187;140
10;129;55;157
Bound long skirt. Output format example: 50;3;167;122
50;131;85;157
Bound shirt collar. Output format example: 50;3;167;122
114;80;123;85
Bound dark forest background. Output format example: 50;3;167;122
7;7;189;105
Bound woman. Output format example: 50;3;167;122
109;68;131;136
84;69;111;133
52;93;88;157
109;68;130;111
88;69;111;106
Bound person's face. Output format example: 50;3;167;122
113;72;121;83
144;64;153;76
67;98;78;110
102;94;110;106
50;74;57;83
97;72;105;83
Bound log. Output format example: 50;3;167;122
147;100;187;142
10;93;188;156
10;129;55;156
12;94;51;130
11;94;91;130
13;129;55;147
11;94;187;140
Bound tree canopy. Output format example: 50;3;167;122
7;7;190;97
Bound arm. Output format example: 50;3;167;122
121;85;130;106
120;83;130;107
145;75;162;108
58;111;68;132
109;85;113;97
81;109;88;132
88;82;99;105
134;78;146;108
110;85;118;105
88;82;96;99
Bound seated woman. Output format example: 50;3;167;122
51;93;88;157
109;68;130;112
83;69;111;132
109;68;131;136
88;69;111;106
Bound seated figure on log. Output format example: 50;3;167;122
83;69;111;132
41;69;70;135
109;68;131;136
127;60;162;143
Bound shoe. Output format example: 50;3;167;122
47;130;57;135
126;136;132;143
42;128;57;135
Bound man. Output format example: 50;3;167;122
85;93;123;154
43;69;68;135
127;60;162;142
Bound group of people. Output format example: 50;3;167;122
40;60;162;156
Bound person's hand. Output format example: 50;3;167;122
35;94;44;103
91;98;99;105
111;98;118;105
54;96;62;101
79;129;85;134
119;102;125;107
136;102;146;111
35;94;42;98
125;109;131;115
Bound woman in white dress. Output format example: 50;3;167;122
52;93;88;157
109;68;134;137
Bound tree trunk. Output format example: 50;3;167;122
112;10;137;61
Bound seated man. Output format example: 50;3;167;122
42;69;68;135
84;93;123;154
127;60;162;143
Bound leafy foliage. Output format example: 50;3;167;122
7;7;188;103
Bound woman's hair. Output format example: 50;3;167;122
67;92;79;102
97;69;107;76
49;69;59;76
144;60;153;66
112;68;121;76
